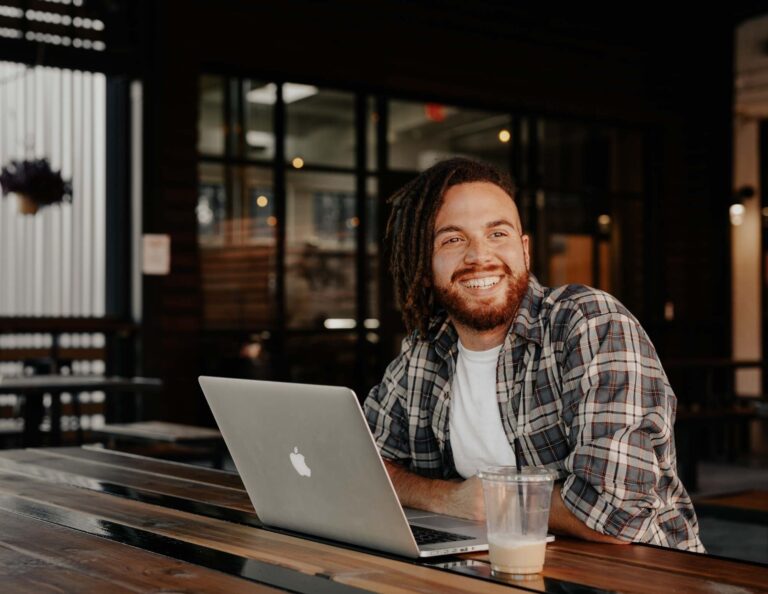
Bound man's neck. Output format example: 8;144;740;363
452;320;510;351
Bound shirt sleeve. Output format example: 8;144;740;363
558;306;675;542
363;335;413;463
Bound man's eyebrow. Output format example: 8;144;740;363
434;219;521;237
434;224;463;237
486;219;518;230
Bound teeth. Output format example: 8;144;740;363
461;276;500;289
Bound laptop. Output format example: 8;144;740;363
198;376;489;558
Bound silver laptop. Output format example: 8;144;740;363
198;376;488;558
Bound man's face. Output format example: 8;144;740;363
431;182;530;332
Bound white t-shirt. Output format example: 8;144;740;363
449;340;516;478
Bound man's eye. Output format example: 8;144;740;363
443;236;462;245
490;231;507;238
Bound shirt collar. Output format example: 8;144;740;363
509;273;544;347
426;273;545;354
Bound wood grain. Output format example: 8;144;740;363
0;449;253;511
0;508;279;593
3;447;768;593
697;490;768;513
41;445;244;489
0;468;527;594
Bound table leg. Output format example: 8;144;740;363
73;392;84;445
22;391;44;447
50;391;62;446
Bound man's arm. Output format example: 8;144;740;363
383;459;485;520
556;304;687;545
384;460;627;544
548;484;628;544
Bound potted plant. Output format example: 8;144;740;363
0;159;72;215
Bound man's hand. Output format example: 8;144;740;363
383;460;485;520
443;475;485;521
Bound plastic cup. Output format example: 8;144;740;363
478;466;555;575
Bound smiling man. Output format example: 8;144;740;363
364;158;704;551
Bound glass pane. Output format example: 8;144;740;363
285;332;357;386
243;79;275;161
544;191;593;235
368;97;378;171
538;119;589;191
286;171;356;329
200;331;274;381
548;234;593;287
598;240;611;293
199;165;276;329
388;100;510;172
198;75;225;155
367;177;379;322
197;162;227;245
610;128;643;193
614;197;644;316
286;86;355;168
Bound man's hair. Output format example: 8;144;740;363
385;157;517;337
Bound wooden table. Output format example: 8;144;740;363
0;375;162;446
0;447;766;593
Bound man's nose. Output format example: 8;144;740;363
464;238;493;263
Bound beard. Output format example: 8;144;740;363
433;264;529;332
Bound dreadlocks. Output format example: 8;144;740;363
386;157;517;337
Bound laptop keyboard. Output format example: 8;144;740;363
410;524;473;545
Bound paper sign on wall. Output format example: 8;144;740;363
142;234;171;275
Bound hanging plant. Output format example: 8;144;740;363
0;158;72;215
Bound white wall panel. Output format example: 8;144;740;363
0;61;108;317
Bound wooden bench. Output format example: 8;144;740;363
94;421;225;468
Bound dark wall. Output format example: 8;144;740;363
139;1;737;422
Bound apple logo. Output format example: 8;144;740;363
289;447;312;477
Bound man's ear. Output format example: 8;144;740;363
522;234;531;271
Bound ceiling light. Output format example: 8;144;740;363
246;130;273;147
246;82;318;105
730;203;745;226
324;318;356;329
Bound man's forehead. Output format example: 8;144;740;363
437;181;523;231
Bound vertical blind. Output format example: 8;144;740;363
0;61;106;317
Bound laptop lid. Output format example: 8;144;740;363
198;376;486;558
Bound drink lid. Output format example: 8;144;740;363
477;466;555;483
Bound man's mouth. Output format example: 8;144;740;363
459;275;501;289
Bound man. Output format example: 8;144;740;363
364;157;704;551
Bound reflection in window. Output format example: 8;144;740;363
388;100;510;172
539;121;642;194
609;129;643;193
249;187;275;239
368;97;378;171
313;192;356;245
198;166;276;329
244;79;275;161
285;332;357;386
197;162;226;245
544;191;593;235
548;234;593;287
538;120;589;191
366;177;379;322
286;87;355;168
286;172;356;329
198;76;225;155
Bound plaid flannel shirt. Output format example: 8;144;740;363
364;275;704;552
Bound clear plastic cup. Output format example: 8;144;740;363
478;466;555;575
